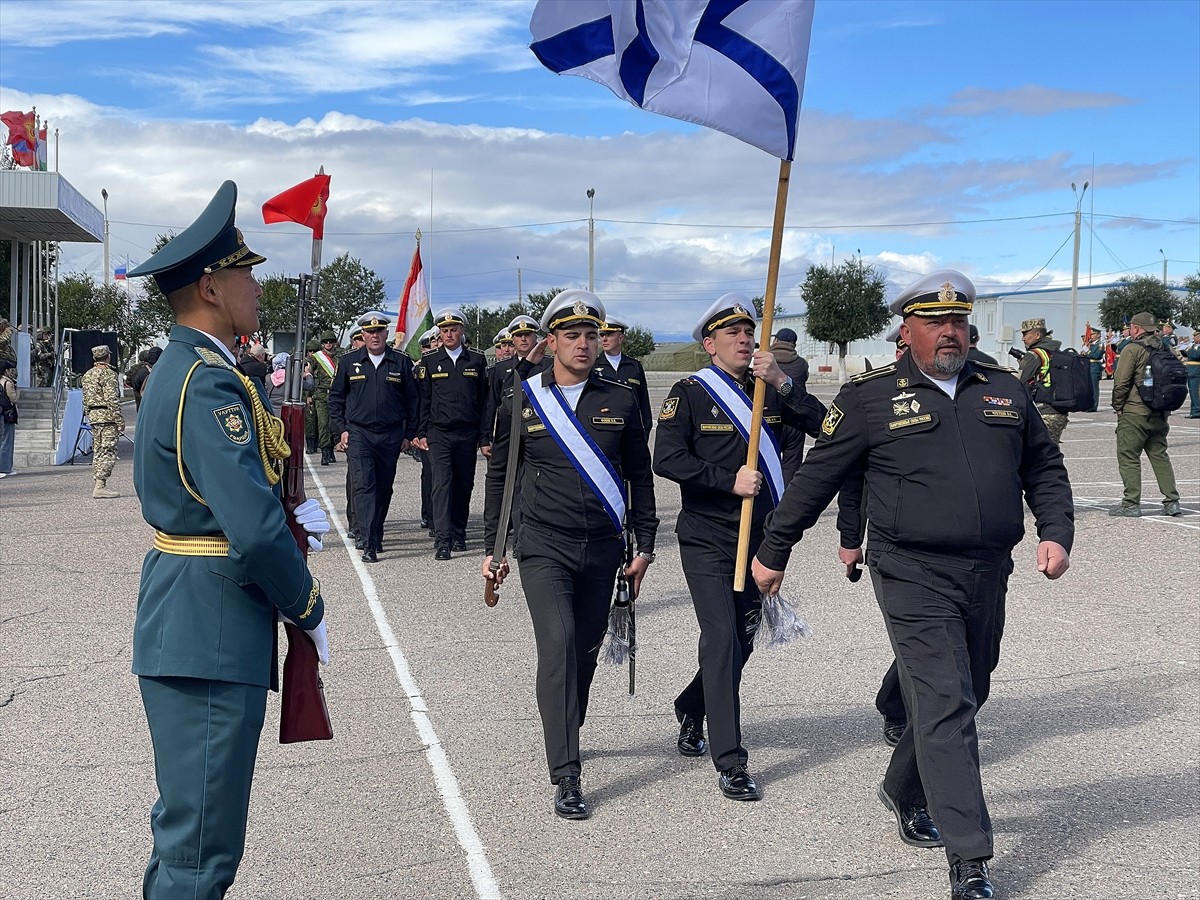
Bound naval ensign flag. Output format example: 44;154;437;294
530;0;814;161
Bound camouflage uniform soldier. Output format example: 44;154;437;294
0;317;16;366
309;331;339;464
1017;317;1069;443
81;345;125;498
303;337;320;453
34;329;56;387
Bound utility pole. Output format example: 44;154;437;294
1160;249;1168;284
1070;181;1088;347
516;255;523;305
102;188;110;286
587;188;595;291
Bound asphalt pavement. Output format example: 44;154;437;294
1;375;1197;900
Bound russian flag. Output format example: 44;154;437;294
114;266;127;281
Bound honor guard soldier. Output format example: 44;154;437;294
413;327;439;529
493;328;515;362
753;270;1074;900
81;344;125;498
329;312;419;561
596;317;653;435
415;307;489;559
480;328;515;458
309;330;340;464
126;181;330;898
652;294;825;802
482;289;658;820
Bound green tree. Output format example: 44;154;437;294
57;272;157;366
312;252;385;339
751;295;788;318
525;287;565;325
133;233;179;339
256;274;302;346
623;324;656;359
801;260;890;382
461;301;529;351
1097;275;1177;332
1176;273;1200;330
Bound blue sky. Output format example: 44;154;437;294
2;0;1197;340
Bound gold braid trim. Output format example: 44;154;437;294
176;361;208;506
232;370;290;486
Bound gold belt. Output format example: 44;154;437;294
154;531;230;557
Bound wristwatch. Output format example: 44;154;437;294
636;550;656;563
778;375;794;397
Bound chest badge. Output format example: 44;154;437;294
896;378;909;388
711;405;720;417
522;406;533;419
910;399;921;413
892;401;911;416
982;395;1012;407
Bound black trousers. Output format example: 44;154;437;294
674;513;761;772
519;528;623;783
347;426;403;552
870;547;1011;866
418;448;432;521
428;427;478;547
876;660;906;721
345;463;359;537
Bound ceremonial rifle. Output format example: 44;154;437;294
485;366;523;607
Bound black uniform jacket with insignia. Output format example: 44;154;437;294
483;367;658;556
328;346;418;439
594;354;654;434
482;355;549;446
652;368;826;536
132;326;323;690
757;352;1075;572
416;345;489;440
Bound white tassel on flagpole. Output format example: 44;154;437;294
751;592;813;650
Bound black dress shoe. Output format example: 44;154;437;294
419;517;431;529
676;714;707;757
361;548;378;563
878;783;942;848
553;776;591;820
434;546;451;561
452;538;467;552
354;536;366;551
718;766;761;801
882;716;907;747
950;859;993;899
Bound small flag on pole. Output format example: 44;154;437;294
530;0;815;160
262;173;332;239
396;240;433;360
114;266;128;281
1;109;38;168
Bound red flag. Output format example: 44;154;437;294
262;173;331;239
1;110;37;167
1083;321;1097;345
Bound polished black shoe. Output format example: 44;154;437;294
718;766;761;801
882;716;907;747
354;536;366;551
452;539;467;552
419;517;431;529
878;783;943;847
361;548;378;563
676;714;707;757
950;859;993;899
434;546;452;561
553;776;591;820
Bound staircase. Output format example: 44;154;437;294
11;387;57;469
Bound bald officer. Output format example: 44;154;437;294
126;181;330;899
415;308;489;559
596;317;653;435
753;270;1073;900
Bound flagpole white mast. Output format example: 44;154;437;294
428;169;434;306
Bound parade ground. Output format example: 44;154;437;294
2;377;1198;900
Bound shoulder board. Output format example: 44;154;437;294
194;347;233;369
597;377;633;392
975;361;1016;373
679;376;699;386
849;363;896;383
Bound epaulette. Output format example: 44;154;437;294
974;361;1016;373
596;376;634;392
194;347;233;369
679;376;699;386
849;363;896;384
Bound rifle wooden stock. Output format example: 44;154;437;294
484;561;500;608
279;399;333;744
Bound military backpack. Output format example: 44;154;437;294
1030;347;1092;413
1136;347;1188;412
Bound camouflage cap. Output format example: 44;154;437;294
91;345;111;361
1019;317;1047;334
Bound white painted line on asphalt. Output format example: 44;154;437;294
306;460;502;900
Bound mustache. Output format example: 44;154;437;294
936;338;963;350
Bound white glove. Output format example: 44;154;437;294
305;620;330;665
293;498;330;552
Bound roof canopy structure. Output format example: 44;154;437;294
0;170;102;244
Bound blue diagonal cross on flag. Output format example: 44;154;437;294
530;0;815;160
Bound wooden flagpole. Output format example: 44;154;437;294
733;158;792;592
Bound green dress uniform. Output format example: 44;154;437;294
128;182;325;900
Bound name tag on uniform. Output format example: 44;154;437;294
526;423;546;434
700;423;735;432
981;409;1020;421
350;374;367;382
592;416;624;426
431;372;449;379
627;377;641;385
385;374;402;383
888;413;933;431
764;415;782;424
464;369;479;377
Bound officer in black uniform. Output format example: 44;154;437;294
329;311;419;562
413;327;438;530
343;327;366;543
753;270;1074;900
415;308;489;559
480;328;515;457
482;289;658;821
596;317;653;435
652;294;825;802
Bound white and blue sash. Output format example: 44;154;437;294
522;375;625;533
691;365;785;506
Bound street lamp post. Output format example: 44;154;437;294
1070;181;1088;347
586;188;595;292
516;255;523;305
102;188;110;286
1160;249;1167;285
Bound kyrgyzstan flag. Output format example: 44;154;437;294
1;110;37;168
262;173;331;239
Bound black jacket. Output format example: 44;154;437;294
328;347;419;438
757;353;1075;570
594;354;653;434
483;367;657;556
416;345;489;438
